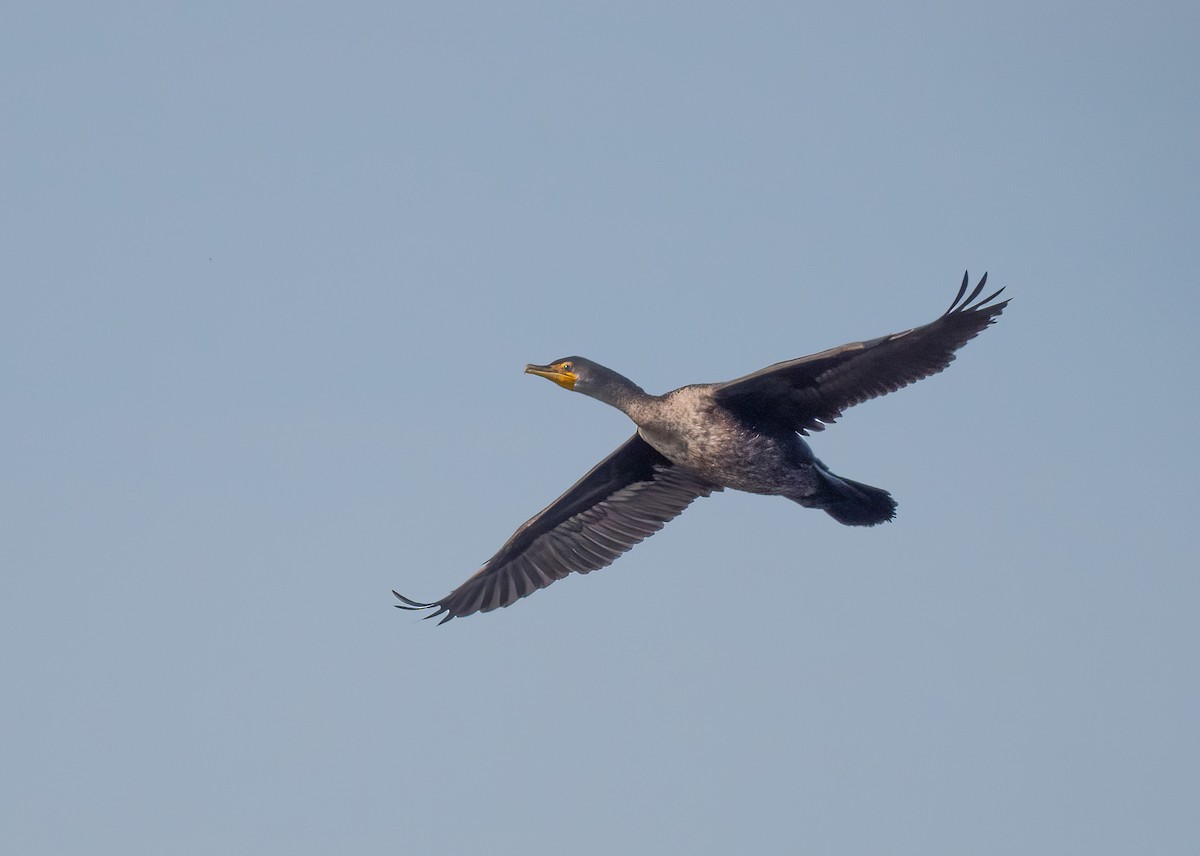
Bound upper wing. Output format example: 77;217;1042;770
713;272;1008;434
394;433;720;623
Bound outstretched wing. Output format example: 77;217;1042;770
394;433;720;623
713;272;1008;434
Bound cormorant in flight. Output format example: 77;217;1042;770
396;272;1007;623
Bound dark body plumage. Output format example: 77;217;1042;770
396;273;1008;623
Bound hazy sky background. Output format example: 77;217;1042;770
4;3;1198;854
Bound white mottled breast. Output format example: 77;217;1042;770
631;385;811;495
632;386;717;462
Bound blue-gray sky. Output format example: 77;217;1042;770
4;3;1198;854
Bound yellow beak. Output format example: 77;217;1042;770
525;363;578;391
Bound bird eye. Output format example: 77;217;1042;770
561;361;573;373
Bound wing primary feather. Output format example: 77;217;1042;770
944;270;971;315
392;591;437;610
512;563;536;598
962;274;986;307
943;272;1000;316
392;589;459;623
975;286;1006;308
459;585;488;618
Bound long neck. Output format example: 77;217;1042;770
588;371;654;416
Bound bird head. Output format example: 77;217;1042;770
525;357;644;408
524;357;586;391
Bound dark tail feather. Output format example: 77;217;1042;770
820;475;897;527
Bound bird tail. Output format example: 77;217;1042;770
817;473;897;527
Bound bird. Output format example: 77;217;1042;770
395;272;1008;623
